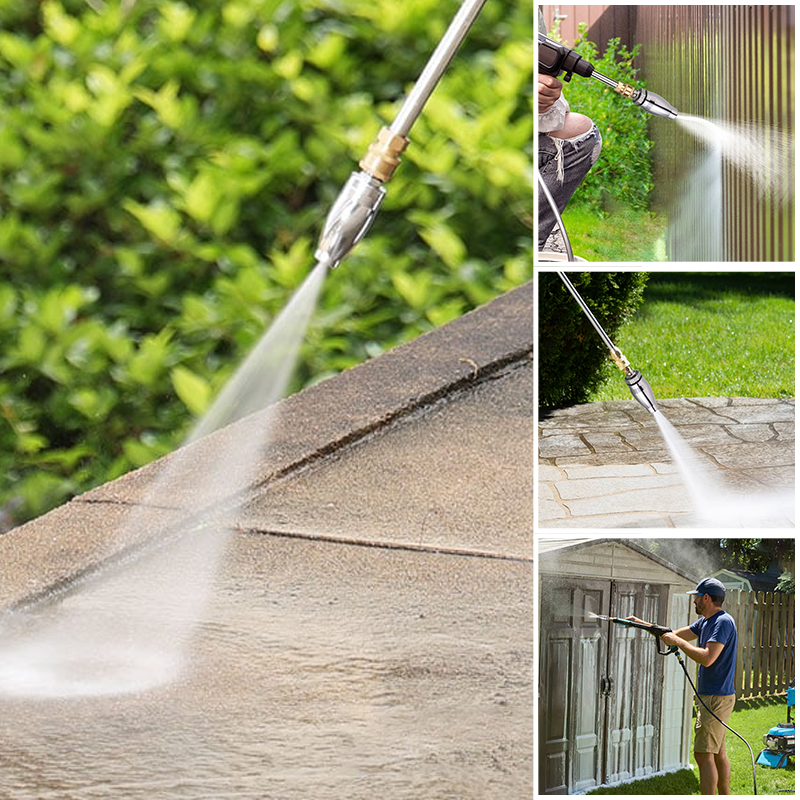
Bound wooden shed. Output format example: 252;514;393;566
538;538;697;794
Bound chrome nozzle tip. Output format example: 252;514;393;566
631;88;678;120
314;171;386;271
625;369;659;413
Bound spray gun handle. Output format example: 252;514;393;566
537;33;594;82
649;624;679;656
657;638;679;657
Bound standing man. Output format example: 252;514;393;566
629;577;738;795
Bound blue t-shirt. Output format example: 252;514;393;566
689;610;737;695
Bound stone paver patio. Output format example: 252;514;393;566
538;397;795;529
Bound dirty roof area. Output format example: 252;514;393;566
0;283;533;798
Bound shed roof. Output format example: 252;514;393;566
537;537;697;584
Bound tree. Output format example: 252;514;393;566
633;538;795;590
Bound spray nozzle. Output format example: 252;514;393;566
625;368;659;413
314;171;386;269
628;87;678;120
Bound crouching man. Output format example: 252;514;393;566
629;577;737;795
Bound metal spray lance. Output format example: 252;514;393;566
537;33;679;120
556;272;659;414
314;0;488;269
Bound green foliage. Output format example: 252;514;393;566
538;272;649;408
719;538;795;579
549;22;653;211
0;0;533;525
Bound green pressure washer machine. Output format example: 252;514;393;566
756;682;795;769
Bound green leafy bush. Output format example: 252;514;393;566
0;0;533;526
538;272;649;407
548;22;653;211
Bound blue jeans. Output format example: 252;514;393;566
538;126;602;248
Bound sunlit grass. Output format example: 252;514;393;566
589;272;795;400
558;203;668;262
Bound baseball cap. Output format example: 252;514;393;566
686;577;727;598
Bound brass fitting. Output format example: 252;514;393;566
359;127;409;183
614;82;635;98
610;347;630;372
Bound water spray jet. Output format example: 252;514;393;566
556;272;659;413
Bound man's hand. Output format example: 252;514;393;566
538;74;563;114
660;631;683;648
625;616;651;626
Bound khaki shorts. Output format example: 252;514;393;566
694;693;736;754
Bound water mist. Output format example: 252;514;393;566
653;409;794;528
667;115;794;261
0;264;328;699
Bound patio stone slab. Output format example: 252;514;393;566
537;397;795;530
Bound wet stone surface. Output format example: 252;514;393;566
538;397;795;529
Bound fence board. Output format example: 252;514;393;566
743;592;756;697
727;590;795;701
733;589;746;698
631;5;794;260
757;592;767;696
776;593;787;690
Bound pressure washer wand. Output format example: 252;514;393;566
315;0;488;269
556;272;659;414
538;32;678;120
595;615;677;655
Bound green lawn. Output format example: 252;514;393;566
587;696;795;795
589;272;795;401
559;203;668;262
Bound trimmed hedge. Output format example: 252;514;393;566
0;0;533;525
547;22;654;212
538;271;649;407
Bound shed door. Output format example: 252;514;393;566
605;582;669;784
539;578;610;794
539;578;670;794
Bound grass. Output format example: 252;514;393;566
559;202;668;262
589;272;795;401
587;695;795;795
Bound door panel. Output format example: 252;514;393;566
539;577;670;794
539;583;573;794
607;582;669;783
539;579;609;794
607;588;637;783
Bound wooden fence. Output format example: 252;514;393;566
725;591;794;700
540;4;795;261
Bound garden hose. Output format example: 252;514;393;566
536;170;575;261
672;650;758;796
